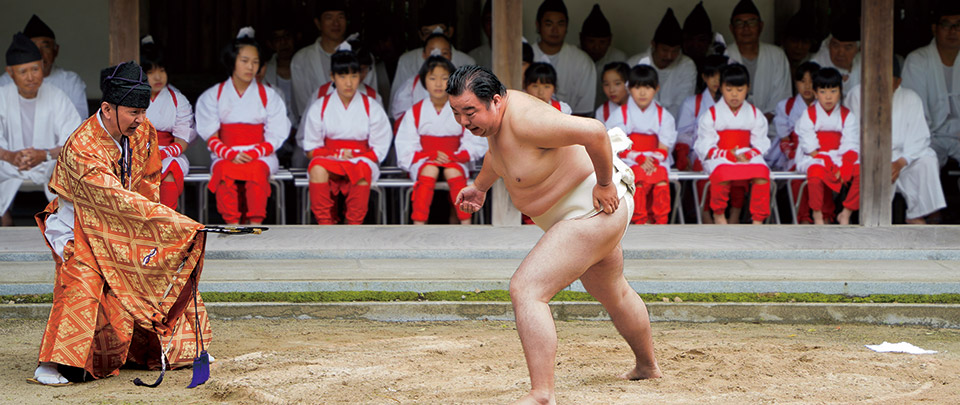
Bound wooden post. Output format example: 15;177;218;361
108;0;139;65
490;0;522;226
858;0;893;227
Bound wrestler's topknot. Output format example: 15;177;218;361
447;65;506;106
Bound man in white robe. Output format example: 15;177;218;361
392;4;475;103
724;0;792;120
626;8;697;119
902;3;960;168
467;1;492;70
0;15;88;119
291;3;376;118
580;4;625;109
811;13;862;91
846;60;947;223
0;33;80;225
531;0;597;115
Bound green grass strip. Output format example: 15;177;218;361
4;292;960;304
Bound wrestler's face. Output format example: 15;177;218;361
629;85;657;110
425;66;451;103
828;37;858;71
333;71;361;99
233;45;260;85
6;60;44;99
146;66;168;95
450;91;502;137
721;83;748;110
796;72;815;103
816;86;841;112
602;70;627;105
524;81;555;105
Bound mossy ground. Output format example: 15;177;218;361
4;291;960;304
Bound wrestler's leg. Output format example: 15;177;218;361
579;244;661;380
509;198;631;405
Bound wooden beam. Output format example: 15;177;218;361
858;0;894;227
108;0;140;65
490;0;522;226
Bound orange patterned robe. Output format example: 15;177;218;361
35;114;212;379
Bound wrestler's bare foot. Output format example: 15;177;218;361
33;362;69;385
713;212;727;224
513;391;555;405
837;208;853;225
619;362;663;380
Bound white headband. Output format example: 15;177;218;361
141;35;154;45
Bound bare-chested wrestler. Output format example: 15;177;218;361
449;65;661;404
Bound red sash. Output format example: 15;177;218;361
220;123;266;146
717;129;752;150
816;131;842;151
324;139;371;155
628;133;659;151
420;135;461;154
158;131;175;146
551;100;562;111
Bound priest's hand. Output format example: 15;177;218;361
891;157;908;184
233;151;254;164
0;148;17;166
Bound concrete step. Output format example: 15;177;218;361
3;258;959;296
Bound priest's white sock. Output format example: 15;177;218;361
34;362;68;385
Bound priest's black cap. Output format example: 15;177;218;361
24;14;55;39
731;0;761;20
684;2;712;36
653;8;683;46
6;32;42;66
581;4;612;38
100;61;151;109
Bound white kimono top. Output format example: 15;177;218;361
394;100;487;181
301;93;392;182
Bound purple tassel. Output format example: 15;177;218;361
187;350;210;388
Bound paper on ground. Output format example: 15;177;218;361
865;341;937;354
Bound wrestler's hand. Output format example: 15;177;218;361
593;182;619;214
234;152;253;164
434;151;450;164
456;185;486;214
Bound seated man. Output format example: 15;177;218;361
0;15;88;118
846;59;947;224
901;2;960;168
811;12;862;90
0;33;80;226
531;0;597;115
391;0;475;102
580;4;626;108
626;8;697;119
724;0;792;119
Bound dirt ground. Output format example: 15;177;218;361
2;318;959;404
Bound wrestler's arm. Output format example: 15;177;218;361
472;151;500;193
517;105;613;185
